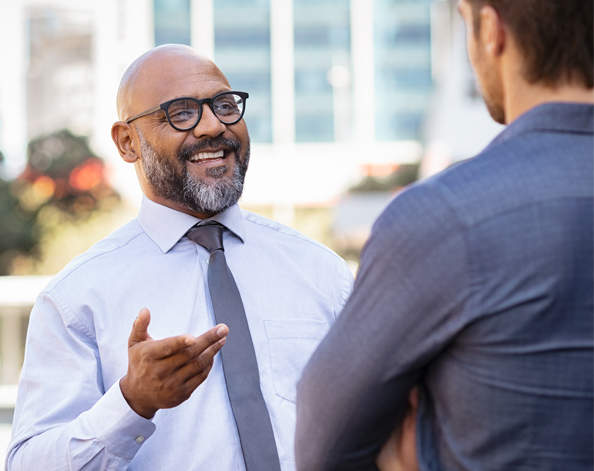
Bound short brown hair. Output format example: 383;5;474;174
466;0;593;88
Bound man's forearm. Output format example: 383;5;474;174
295;185;467;470
295;312;420;470
7;383;155;471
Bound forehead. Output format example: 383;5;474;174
132;55;231;110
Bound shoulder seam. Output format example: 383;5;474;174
41;291;96;342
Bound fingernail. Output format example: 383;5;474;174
216;325;228;337
219;337;227;345
184;336;196;346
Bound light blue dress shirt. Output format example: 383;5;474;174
7;197;353;471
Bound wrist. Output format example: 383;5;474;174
119;376;157;419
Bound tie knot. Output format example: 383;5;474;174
187;223;225;253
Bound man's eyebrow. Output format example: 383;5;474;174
164;89;232;102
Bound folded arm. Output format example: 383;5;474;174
295;185;470;471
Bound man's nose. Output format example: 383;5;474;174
193;104;226;138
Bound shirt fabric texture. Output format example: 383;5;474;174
295;102;594;471
7;199;353;471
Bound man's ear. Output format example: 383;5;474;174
479;5;506;57
111;121;139;163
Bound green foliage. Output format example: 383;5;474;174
349;164;419;193
0;178;39;274
0;129;120;275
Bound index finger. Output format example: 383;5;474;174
162;324;229;370
148;324;228;361
148;333;198;360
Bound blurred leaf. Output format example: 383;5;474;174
26;129;94;178
0;129;121;274
0;179;39;275
349;164;420;193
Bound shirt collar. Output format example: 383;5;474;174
486;102;593;151
137;196;246;253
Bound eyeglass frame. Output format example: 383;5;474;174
125;91;249;132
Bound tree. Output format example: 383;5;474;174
0;129;120;275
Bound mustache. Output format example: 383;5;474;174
178;137;242;163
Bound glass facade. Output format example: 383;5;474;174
214;0;272;143
27;9;93;140
152;0;435;144
154;0;191;46
293;0;351;143
374;0;433;141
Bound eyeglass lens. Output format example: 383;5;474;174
167;93;245;129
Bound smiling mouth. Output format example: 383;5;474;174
187;149;228;164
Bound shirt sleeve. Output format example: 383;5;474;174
6;292;156;471
295;184;471;471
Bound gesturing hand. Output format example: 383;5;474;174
120;308;228;419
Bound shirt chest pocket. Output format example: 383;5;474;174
264;318;331;404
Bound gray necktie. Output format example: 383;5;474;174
187;223;281;471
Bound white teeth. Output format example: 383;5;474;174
189;150;225;162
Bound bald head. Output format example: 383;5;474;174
116;45;230;121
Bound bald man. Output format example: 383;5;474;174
7;45;353;471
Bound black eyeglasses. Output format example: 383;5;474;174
125;91;249;131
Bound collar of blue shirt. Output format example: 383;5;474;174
487;102;593;151
136;196;246;253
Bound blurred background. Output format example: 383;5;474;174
0;0;503;455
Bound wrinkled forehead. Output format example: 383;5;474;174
128;54;231;115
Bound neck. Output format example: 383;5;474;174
146;193;215;220
503;75;594;124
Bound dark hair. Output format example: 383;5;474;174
466;0;593;88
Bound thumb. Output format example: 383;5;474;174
128;308;153;347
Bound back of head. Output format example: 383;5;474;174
466;0;593;88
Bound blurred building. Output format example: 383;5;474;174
0;0;506;198
151;0;435;146
0;0;435;191
0;0;152;189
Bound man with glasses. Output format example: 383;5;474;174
7;45;352;471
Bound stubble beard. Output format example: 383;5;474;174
471;38;506;125
138;129;250;215
482;87;506;125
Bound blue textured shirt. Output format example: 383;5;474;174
296;103;594;471
8;198;353;471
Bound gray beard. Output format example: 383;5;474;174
137;130;249;215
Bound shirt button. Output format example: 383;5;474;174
135;436;145;443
